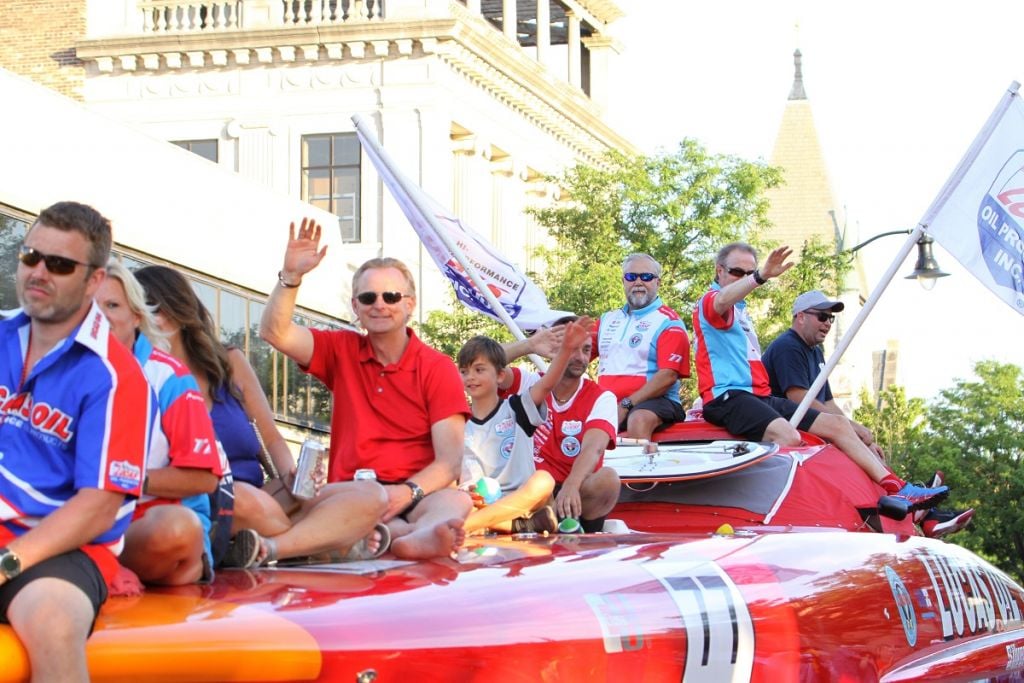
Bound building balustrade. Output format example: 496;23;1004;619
137;0;384;34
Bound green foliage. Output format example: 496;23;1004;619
420;140;850;368
417;292;513;361
754;236;851;343
530;141;783;320
857;362;1024;583
911;361;1024;582
852;384;928;476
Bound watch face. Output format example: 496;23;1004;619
0;550;20;578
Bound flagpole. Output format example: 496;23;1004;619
790;81;1021;427
789;225;923;427
352;113;550;371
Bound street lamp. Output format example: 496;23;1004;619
844;229;950;290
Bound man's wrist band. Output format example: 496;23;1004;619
278;271;301;288
752;269;767;285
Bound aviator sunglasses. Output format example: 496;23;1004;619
18;245;95;275
623;272;658;282
355;291;410;305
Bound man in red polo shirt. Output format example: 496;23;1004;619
261;219;471;560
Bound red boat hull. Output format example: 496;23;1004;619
0;424;1018;681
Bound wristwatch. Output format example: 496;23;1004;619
620;398;634;410
402;481;425;506
0;547;22;581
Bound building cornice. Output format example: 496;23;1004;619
76;14;636;165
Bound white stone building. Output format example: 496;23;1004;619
0;0;634;436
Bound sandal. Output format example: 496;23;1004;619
258;536;279;566
342;523;391;561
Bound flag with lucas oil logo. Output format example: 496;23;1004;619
924;82;1024;315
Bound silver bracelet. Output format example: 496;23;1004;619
278;271;301;288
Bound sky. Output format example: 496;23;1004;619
604;0;1024;400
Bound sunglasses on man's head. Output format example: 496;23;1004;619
623;272;658;282
18;245;93;275
355;291;409;305
725;266;756;278
806;310;835;323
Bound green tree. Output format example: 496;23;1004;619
419;140;850;362
530;141;783;320
910;361;1024;582
417;292;513;360
853;384;928;477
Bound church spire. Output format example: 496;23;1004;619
788;49;807;101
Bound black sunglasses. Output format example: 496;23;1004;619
725;266;756;277
355;291;409;305
18;245;94;275
623;272;658;282
806;310;836;323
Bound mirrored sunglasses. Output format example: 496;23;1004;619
356;291;409;305
18;245;93;275
623;272;658;282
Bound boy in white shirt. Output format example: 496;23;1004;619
459;317;593;534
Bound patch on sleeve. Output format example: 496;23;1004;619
108;459;142;490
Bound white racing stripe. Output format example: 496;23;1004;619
645;559;755;683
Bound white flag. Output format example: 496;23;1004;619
925;82;1024;315
353;116;571;331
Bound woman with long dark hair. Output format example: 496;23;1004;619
96;260;221;584
135;265;387;566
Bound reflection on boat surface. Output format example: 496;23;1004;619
1;421;1021;682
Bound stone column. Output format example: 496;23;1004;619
491;155;528;266
582;34;619;114
502;0;517;41
452;134;492;237
535;0;550;64
567;12;581;88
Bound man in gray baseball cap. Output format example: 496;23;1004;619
764;289;857;430
764;289;970;538
791;289;844;316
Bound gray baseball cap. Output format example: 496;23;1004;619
792;290;845;315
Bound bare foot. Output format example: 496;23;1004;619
391;518;465;560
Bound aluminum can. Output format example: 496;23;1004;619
292;439;328;499
354;468;377;481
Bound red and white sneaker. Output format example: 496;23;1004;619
914;471;947;524
922;508;974;539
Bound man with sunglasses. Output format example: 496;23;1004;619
0;201;152;680
693;243;948;511
594;253;690;441
762;290;882;455
261;219;472;560
764;290;971;537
